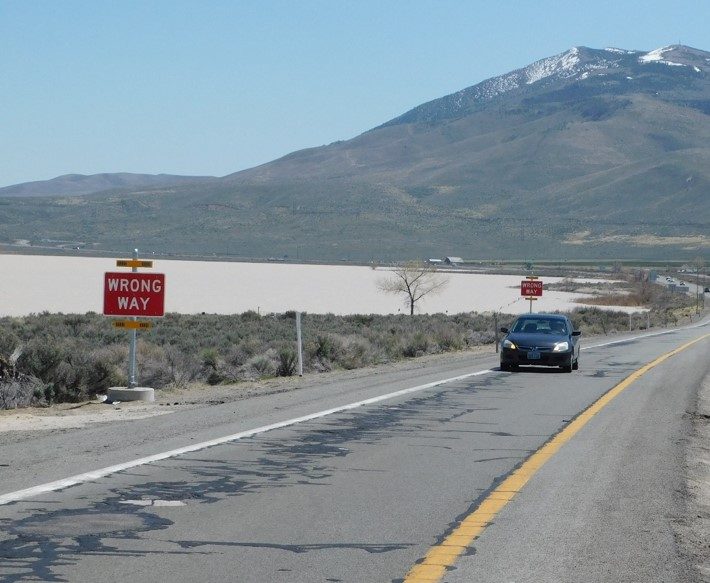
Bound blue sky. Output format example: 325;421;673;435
1;0;708;187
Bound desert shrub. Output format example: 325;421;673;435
205;370;222;385
466;329;495;345
16;338;65;381
276;346;298;376
162;344;200;389
312;334;343;361
247;354;275;377
241;310;261;322
435;326;464;351
347;314;375;327
134;343;171;388
338;337;375;369
0;376;44;409
201;347;220;371
228;338;261;367
198;347;225;384
403;332;429;357
52;354;91;401
0;328;20;359
86;346;127;390
137;342;193;387
570;307;611;335
371;331;401;361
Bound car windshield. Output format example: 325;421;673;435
512;318;567;334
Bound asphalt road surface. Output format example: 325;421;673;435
1;321;708;582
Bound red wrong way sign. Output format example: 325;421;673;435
104;272;165;317
520;280;543;297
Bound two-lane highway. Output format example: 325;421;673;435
1;322;708;582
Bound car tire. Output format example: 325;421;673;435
500;363;509;372
572;358;579;370
562;363;573;373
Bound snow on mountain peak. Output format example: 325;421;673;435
452;47;617;107
604;47;638;55
639;46;686;67
524;47;581;84
639;46;673;63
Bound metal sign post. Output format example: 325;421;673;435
128;249;139;387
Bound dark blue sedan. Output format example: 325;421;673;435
499;313;581;372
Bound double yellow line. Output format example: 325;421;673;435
404;333;710;583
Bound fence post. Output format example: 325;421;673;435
296;311;303;377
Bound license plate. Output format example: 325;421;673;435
527;351;541;360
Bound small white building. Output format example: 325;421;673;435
443;256;464;266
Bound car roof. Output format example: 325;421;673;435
516;313;567;320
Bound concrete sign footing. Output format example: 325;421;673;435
107;386;155;402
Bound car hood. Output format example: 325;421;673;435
506;332;569;348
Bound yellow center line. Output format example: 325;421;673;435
403;332;710;583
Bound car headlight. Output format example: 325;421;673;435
553;341;569;352
502;339;517;349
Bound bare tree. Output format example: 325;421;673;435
378;261;449;315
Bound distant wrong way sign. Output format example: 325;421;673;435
104;272;165;317
520;279;543;297
520;276;543;313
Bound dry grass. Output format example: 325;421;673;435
565;232;709;248
575;293;645;307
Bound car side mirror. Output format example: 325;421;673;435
500;327;509;333
571;330;581;336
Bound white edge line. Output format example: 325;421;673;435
584;318;708;350
0;369;493;506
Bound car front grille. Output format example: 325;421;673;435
516;345;553;352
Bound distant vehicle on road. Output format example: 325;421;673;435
499;313;581;373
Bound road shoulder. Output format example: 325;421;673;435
677;369;710;581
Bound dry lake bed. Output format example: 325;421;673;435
0;254;622;316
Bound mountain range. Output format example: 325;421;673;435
1;45;708;261
0;173;215;198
